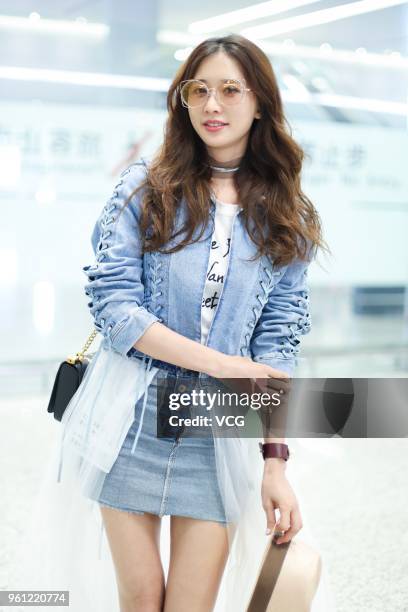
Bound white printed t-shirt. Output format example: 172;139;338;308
201;198;242;345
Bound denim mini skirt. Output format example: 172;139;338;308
97;364;227;525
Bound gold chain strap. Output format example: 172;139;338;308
66;328;98;364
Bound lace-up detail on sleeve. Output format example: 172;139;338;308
81;163;161;357
248;258;312;376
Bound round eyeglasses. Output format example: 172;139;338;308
179;78;252;108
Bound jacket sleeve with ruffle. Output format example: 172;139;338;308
82;162;160;357
249;255;313;377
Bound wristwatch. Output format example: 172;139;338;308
259;442;290;461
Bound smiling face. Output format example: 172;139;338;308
187;51;261;162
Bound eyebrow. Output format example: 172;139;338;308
194;78;238;83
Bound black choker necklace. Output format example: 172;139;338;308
207;155;243;179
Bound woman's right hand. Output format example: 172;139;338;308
205;355;291;416
214;354;290;381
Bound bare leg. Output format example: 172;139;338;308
163;516;229;612
100;505;165;612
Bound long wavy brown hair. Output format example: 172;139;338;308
123;34;329;267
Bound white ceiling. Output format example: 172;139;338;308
0;0;407;127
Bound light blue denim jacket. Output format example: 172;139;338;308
82;158;312;381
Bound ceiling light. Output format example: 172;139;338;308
0;14;109;37
157;29;202;46
241;0;408;39
320;43;333;53
284;90;408;115
0;66;170;90
188;0;322;34
259;40;408;69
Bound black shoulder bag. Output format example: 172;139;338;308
47;329;98;422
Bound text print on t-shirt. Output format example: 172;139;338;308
202;237;231;310
200;201;241;345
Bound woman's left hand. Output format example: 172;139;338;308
261;462;303;545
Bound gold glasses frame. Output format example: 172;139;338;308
179;78;252;109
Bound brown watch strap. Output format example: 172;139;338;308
259;442;290;461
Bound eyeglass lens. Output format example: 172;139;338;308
180;80;245;107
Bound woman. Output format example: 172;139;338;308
9;34;333;612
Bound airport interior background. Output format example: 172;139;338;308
0;2;407;611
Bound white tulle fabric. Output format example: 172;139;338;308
8;344;336;612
